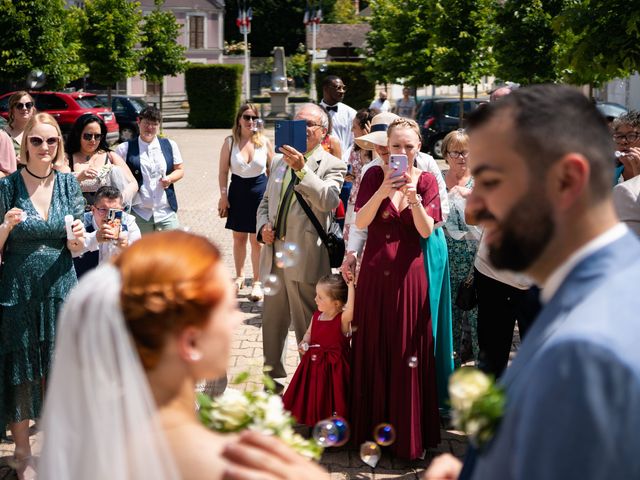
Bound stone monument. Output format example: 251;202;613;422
268;46;291;120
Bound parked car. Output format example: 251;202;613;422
96;95;148;141
417;98;487;157
0;91;119;144
595;101;628;121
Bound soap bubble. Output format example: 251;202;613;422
262;274;281;296
319;63;328;73
26;70;46;89
274;250;286;269
373;423;396;446
329;416;350;447
407;356;418;368
273;164;287;184
359;441;381;467
312;419;339;447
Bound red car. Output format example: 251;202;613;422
0;91;120;144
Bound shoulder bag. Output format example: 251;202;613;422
294;190;345;268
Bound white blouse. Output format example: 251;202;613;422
230;141;268;178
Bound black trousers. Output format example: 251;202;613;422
475;268;541;379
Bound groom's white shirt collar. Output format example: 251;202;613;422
540;222;628;304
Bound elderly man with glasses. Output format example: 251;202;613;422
257;103;346;392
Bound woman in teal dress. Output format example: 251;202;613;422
0;113;85;478
441;130;481;365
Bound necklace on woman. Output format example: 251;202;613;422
24;166;53;180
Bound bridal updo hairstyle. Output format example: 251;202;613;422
114;231;227;369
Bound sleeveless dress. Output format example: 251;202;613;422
0;171;84;427
350;167;442;459
225;140;268;233
282;311;350;426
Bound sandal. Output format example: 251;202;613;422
233;276;245;292
249;281;264;302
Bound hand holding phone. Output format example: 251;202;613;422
105;209;123;243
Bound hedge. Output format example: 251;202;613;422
314;62;375;111
185;64;243;128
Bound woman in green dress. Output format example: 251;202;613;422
0;113;85;479
442;130;481;365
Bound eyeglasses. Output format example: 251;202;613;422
28;135;59;147
93;207;110;216
306;121;324;129
242;114;259;122
448;151;470;159
613;132;640;143
15;102;34;110
82;133;103;141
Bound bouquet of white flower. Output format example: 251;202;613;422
197;373;323;460
448;367;506;449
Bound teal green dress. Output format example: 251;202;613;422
0;171;84;427
422;227;454;411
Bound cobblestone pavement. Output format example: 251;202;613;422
1;128;468;479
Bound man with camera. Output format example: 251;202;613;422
74;186;141;277
257;103;346;392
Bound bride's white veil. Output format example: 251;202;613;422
38;265;179;479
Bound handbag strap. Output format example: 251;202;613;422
294;190;331;247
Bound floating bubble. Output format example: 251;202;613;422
26;69;46;89
373;423;396;446
319;63;329;73
359;441;381;467
282;242;300;267
407;356;418;368
273;165;287;184
262;274;281;296
329;416;350;447
312;419;339;447
274;250;286;268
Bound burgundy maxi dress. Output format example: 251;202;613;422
350;166;441;459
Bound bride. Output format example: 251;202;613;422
38;231;328;480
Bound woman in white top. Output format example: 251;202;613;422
218;104;274;301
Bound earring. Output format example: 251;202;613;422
189;351;202;361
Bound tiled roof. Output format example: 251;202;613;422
306;23;371;50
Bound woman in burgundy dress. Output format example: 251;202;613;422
350;118;441;459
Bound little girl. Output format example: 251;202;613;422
283;273;354;426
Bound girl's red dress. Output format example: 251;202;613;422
283;311;350;426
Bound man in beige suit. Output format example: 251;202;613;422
613;175;640;236
257;103;346;388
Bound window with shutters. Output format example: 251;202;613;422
189;16;205;49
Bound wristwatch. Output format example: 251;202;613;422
294;166;307;180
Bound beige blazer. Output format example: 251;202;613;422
613;175;640;237
257;146;346;284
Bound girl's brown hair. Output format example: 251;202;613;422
317;274;348;305
114;231;227;369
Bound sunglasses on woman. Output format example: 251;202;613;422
242;114;259;121
82;133;104;141
29;135;60;147
15;102;34;110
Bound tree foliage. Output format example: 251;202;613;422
78;0;142;92
365;0;434;86
0;0;85;89
491;0;564;85
139;0;188;84
333;0;359;24
554;0;640;86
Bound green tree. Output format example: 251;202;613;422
0;0;85;90
139;0;188;123
554;0;640;91
365;0;435;87
430;0;494;124
78;0;143;103
491;0;563;85
333;0;358;23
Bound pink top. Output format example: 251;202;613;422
0;130;17;175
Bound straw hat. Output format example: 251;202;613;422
354;112;399;151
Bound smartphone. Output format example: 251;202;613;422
274;120;307;154
107;209;123;238
389;154;408;179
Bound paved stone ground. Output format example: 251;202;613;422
1;127;487;479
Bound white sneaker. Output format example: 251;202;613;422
249;281;264;302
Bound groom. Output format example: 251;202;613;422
425;85;640;479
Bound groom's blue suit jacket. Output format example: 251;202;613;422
468;230;640;480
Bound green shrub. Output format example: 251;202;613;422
185;63;243;128
314;62;375;110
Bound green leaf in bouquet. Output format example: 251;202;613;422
230;371;250;385
262;374;276;393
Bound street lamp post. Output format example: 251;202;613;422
237;2;252;101
304;4;322;102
